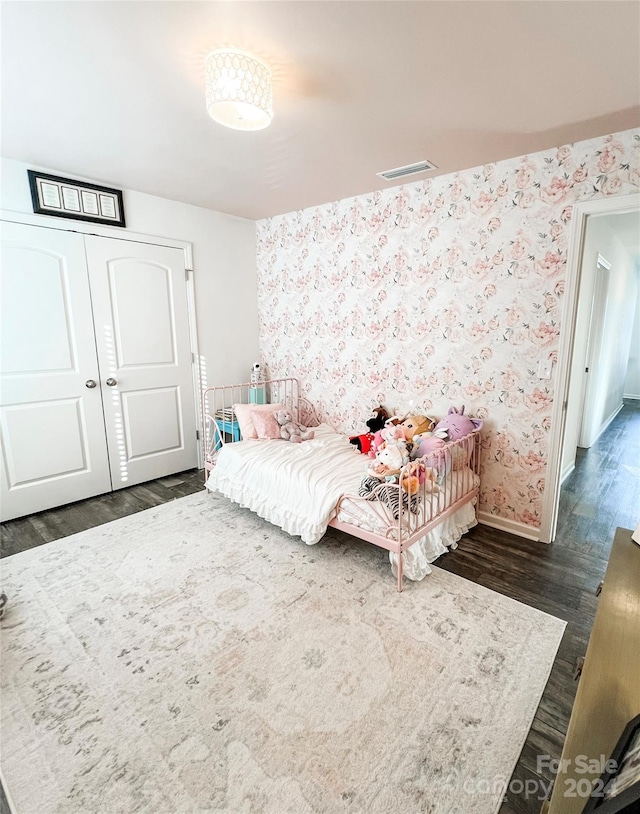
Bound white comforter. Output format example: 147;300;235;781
205;424;365;544
205;423;478;580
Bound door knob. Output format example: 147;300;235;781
85;379;97;389
106;378;118;387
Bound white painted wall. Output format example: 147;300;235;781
624;267;640;399
562;215;638;477
0;157;259;388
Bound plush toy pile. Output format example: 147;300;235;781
353;404;483;518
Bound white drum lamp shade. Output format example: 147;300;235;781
205;48;273;131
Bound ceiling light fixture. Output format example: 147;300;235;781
205;48;273;131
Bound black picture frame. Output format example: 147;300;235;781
582;714;640;813
27;170;126;228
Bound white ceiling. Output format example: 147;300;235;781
2;1;639;220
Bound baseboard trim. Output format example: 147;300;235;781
477;511;541;542
623;393;640;401
560;463;575;484
583;401;624;448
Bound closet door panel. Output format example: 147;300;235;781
0;222;112;521
84;236;197;488
109;260;176;367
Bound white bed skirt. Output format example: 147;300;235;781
205;425;478;581
389;500;477;581
205;425;367;545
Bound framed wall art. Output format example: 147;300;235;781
27;170;126;227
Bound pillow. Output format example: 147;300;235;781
251;409;281;440
233;403;283;440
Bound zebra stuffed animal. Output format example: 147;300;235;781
359;442;417;519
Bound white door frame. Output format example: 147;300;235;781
539;191;640;543
578;253;612;449
0;209;204;469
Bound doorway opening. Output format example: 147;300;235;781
561;212;640;483
542;195;640;544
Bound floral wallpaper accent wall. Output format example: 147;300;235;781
256;130;640;531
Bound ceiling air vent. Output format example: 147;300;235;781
376;159;438;182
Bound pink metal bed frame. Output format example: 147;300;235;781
203;377;481;591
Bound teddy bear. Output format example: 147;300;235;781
274;410;315;443
349;406;389;454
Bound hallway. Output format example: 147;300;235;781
558;399;640;559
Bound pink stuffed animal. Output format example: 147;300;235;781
368;421;405;459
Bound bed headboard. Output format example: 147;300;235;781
202;377;318;472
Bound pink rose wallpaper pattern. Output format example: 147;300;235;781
256;129;640;531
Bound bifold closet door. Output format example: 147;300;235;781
84;236;197;489
0;222;112;521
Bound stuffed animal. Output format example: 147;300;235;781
367;442;408;480
400;461;439;495
369;420;404;459
433;406;483;441
398;414;437;446
410;431;451;478
349;406;389;454
434;405;483;471
398;414;437;458
274;410;315;443
359;447;428;519
426;406;483;472
411;430;447;461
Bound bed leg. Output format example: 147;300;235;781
397;549;404;592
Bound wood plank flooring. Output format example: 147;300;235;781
0;471;204;559
1;400;639;814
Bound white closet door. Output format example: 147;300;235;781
84;236;197;489
0;223;111;521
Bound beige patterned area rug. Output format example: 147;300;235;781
1;492;565;814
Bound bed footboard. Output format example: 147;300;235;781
203;381;480;592
329;431;481;591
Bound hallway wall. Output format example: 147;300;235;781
624;266;640;399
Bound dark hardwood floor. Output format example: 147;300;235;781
0;470;204;560
1;400;639;814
